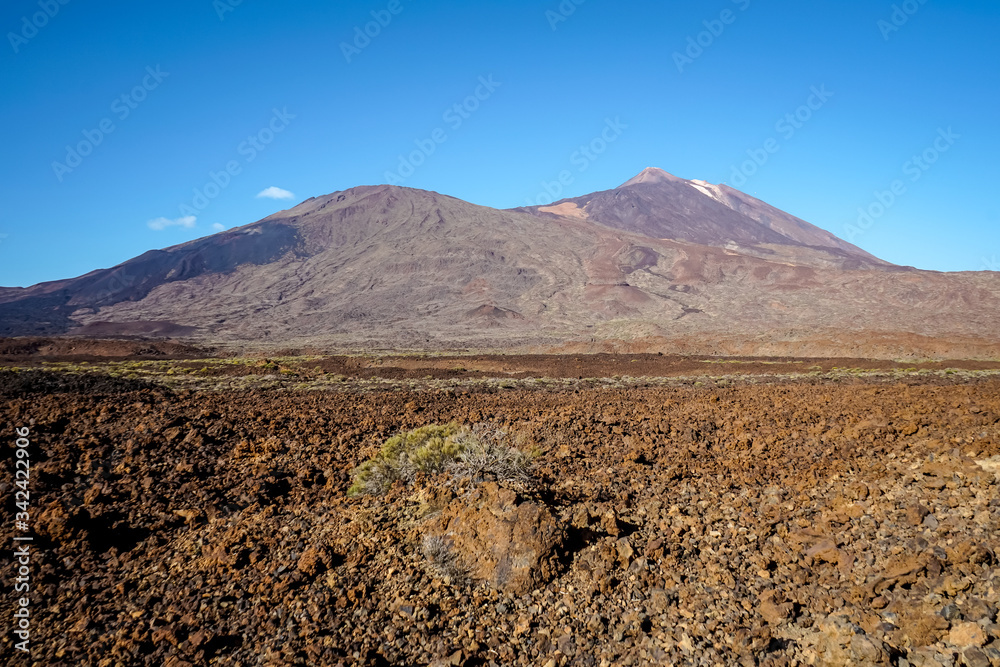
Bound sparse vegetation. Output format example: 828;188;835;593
6;354;1000;394
348;422;534;496
420;534;465;582
348;423;465;496
446;424;533;488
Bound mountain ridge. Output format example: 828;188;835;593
2;169;998;358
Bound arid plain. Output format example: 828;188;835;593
2;341;999;666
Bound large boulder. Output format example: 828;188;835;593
423;482;564;595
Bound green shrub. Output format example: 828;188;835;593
348;423;533;496
348;423;465;496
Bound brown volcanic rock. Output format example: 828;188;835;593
802;615;891;666
423;482;564;595
2;368;1000;665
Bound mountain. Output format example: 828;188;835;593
514;167;885;270
2;170;999;358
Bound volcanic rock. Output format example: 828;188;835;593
423;482;564;595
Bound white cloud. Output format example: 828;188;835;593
256;186;295;200
147;215;197;231
212;223;225;231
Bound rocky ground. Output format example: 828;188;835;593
1;362;999;666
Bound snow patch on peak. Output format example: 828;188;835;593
688;180;726;204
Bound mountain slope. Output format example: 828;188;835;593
515;167;886;270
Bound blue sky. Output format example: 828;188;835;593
1;0;998;287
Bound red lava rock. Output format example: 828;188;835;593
424;482;564;595
2;366;999;665
296;547;327;576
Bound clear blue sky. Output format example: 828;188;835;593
1;0;998;287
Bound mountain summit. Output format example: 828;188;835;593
620;167;686;187
518;168;882;268
2;172;999;357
